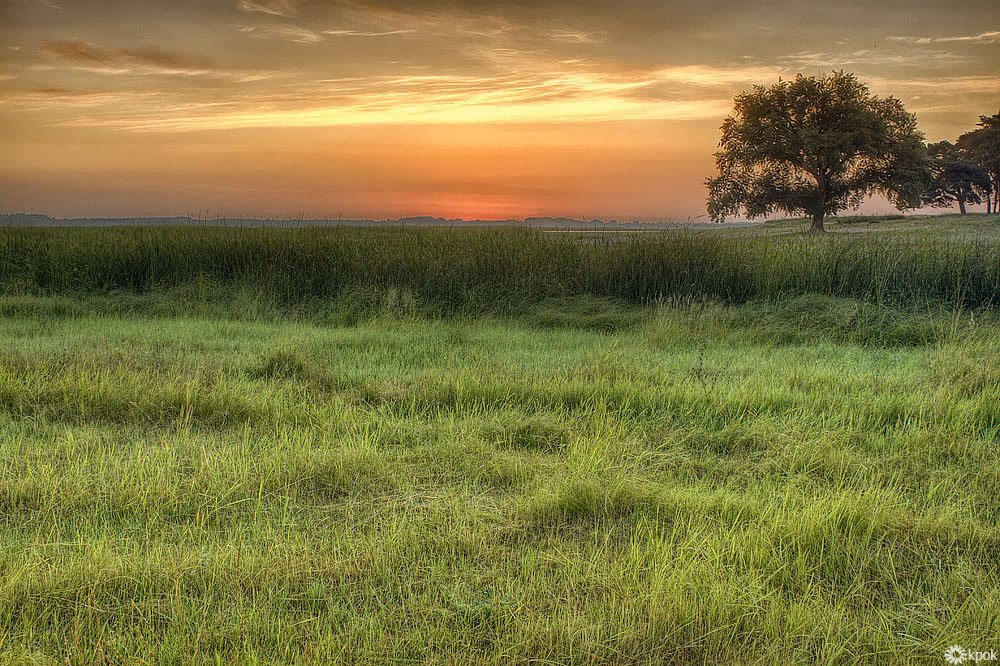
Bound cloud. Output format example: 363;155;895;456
236;0;300;17
57;97;731;132
548;30;604;44
35;39;276;80
34;54;996;134
777;48;969;69
865;74;1000;96
119;47;215;71
322;28;416;37
41;40;214;72
40;40;112;65
9;0;999;140
887;31;1000;45
237;23;324;43
26;63;772;132
652;64;781;87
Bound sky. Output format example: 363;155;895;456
1;0;998;220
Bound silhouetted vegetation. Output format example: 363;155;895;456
706;72;930;233
924;140;991;214
957;112;1000;213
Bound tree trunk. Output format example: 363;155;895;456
810;212;826;233
959;198;967;215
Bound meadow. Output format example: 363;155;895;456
1;215;998;664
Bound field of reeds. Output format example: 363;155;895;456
1;216;998;664
2;217;998;310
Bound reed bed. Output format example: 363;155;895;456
2;226;997;309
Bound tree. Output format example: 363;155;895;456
922;141;990;214
706;72;930;232
956;112;1000;213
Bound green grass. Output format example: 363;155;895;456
3;214;999;309
1;293;997;664
744;213;1000;240
1;218;998;664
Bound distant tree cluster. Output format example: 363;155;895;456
924;114;999;214
705;71;999;231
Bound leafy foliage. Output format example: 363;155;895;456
706;72;930;231
957;112;1000;212
923;140;991;214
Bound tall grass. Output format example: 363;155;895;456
1;306;997;663
2;226;997;309
2;220;998;662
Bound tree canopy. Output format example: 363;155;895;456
956;112;1000;213
922;140;991;214
706;72;930;232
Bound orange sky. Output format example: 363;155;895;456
1;0;998;220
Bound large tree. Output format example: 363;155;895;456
956;112;1000;213
706;72;930;232
922;141;990;215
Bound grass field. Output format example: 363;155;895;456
1;216;998;664
3;215;998;309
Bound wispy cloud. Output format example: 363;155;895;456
236;0;300;18
36;39;274;80
238;21;417;43
865;74;1000;99
41;40;213;70
652;64;781;86
56;96;731;132
237;23;323;43
120;47;215;72
548;30;604;44
322;29;417;37
11;5;999;139
21;64;779;132
776;48;968;69
41;40;112;65
827;73;1000;121
887;31;1000;45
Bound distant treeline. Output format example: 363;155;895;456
1;226;997;309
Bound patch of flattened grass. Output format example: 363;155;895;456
0;364;287;428
521;475;745;527
287;448;394;501
521;296;650;332
246;348;311;381
244;347;340;393
488;413;571;453
737;295;951;346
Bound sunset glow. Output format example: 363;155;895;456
2;0;998;219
